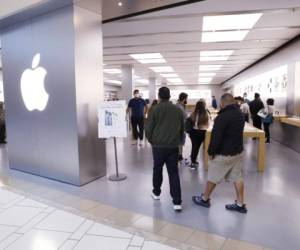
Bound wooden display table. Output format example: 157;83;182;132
280;117;300;128
204;123;265;172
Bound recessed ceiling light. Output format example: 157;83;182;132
202;30;249;42
200;50;234;56
199;72;216;77
130;53;163;60
160;73;179;78
198;77;213;83
202;13;262;31
199;65;222;71
118;1;123;7
139;59;166;64
167;78;183;83
200;50;234;61
150;66;174;73
106;80;121;85
130;53;166;64
104;68;121;74
135;79;149;84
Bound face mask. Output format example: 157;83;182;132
184;100;187;105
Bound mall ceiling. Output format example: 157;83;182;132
103;0;300;87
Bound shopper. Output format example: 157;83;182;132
211;96;218;109
186;100;209;170
243;92;250;104
249;93;264;129
240;98;250;123
192;93;247;213
146;87;184;212
235;97;250;123
127;90;148;146
0;102;6;144
176;92;189;166
263;98;275;143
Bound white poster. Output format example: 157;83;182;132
98;100;127;138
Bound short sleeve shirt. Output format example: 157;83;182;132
128;98;146;118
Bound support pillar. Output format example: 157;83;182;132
120;65;133;103
149;77;157;101
1;3;106;186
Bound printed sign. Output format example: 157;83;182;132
98;100;127;138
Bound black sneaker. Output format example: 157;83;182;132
189;163;197;170
192;195;211;208
225;202;248;213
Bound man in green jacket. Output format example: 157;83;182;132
146;87;184;212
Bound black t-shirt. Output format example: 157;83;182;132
128;98;146;118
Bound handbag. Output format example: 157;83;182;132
185;117;193;133
262;114;273;124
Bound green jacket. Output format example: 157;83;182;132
146;101;184;148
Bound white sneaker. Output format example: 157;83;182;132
151;193;160;200
179;158;189;166
139;140;144;146
173;205;183;212
132;140;137;145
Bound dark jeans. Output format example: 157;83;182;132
252;115;262;130
189;129;206;163
152;147;182;205
0;123;6;143
131;117;144;140
264;123;270;142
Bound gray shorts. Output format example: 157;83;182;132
207;154;243;184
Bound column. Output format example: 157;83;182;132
1;3;106;186
119;65;133;102
149;77;157;101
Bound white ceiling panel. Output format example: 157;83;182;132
103;1;300;86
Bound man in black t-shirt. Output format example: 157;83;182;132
127;89;148;146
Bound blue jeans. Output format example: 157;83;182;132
152;147;182;205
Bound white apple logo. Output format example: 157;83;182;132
21;53;49;111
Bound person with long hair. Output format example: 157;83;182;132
187;100;209;170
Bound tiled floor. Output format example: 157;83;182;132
0;187;179;250
1;136;299;249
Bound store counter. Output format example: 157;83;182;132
270;116;300;153
203;123;265;172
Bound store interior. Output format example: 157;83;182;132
0;1;300;250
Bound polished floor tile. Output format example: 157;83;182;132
133;216;166;233
35;210;85;232
17;198;48;208
142;241;178;250
222;239;264;250
87;222;133;238
0;225;18;241
87;204;119;219
6;229;70;250
73;235;131;250
107;209;142;226
0;189;23;207
158;223;194;242
0;206;42;226
186;230;226;250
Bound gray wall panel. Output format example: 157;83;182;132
1;4;106;185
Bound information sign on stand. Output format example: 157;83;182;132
98;101;127;181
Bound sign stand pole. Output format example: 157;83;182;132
109;137;127;181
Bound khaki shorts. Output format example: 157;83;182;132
207;154;243;184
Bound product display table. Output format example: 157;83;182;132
280;117;300;128
204;123;266;172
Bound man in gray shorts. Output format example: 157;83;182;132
192;93;247;213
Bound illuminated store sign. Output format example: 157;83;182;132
21;54;49;111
